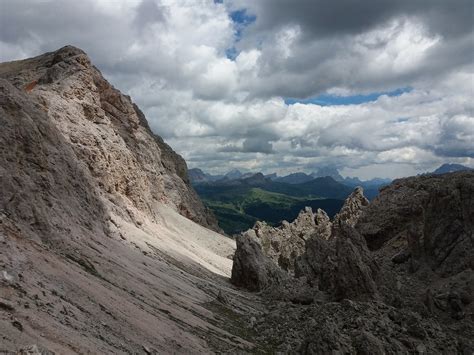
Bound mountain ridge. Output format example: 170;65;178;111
0;45;219;231
2;46;473;354
0;45;248;353
432;163;472;175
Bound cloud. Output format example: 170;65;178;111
242;138;274;153
0;0;472;178
217;138;273;154
231;0;473;40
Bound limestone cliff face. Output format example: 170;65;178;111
0;47;242;354
0;45;218;232
0;78;107;246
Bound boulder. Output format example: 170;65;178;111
231;230;285;291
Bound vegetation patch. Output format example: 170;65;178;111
198;187;344;235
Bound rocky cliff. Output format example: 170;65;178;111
231;174;474;353
0;45;218;232
0;46;253;354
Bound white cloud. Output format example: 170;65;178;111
1;0;472;178
354;18;441;75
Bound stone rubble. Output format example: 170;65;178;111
231;175;474;353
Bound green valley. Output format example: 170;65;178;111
196;186;344;235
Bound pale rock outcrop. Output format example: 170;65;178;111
230;206;335;291
251;207;318;272
232;188;375;293
333;186;369;228
0;45;218;232
314;208;332;240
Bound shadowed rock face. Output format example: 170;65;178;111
231;176;474;353
0;78;107;246
331;225;379;301
295;224;379;301
294;210;379;302
357;172;474;276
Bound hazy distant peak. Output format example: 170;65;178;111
225;169;243;179
432;163;472;175
275;172;313;184
311;167;344;181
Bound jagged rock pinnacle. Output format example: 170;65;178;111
333;186;369;228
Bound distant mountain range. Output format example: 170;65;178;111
194;177;349;235
188;167;391;199
188;163;472;234
311;166;344;181
189;163;472;188
431;163;472;175
190;167;358;184
188;168;223;183
190;168;364;234
273;172;314;184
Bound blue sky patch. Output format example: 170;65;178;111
225;9;256;60
284;87;412;106
225;47;238;60
230;9;256;41
230;9;256;26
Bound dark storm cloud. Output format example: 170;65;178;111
434;116;474;158
230;0;473;99
236;0;473;39
242;138;274;153
217;138;274;154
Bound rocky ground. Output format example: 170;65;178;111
0;46;261;354
232;172;474;353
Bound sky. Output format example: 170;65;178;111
1;0;473;179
